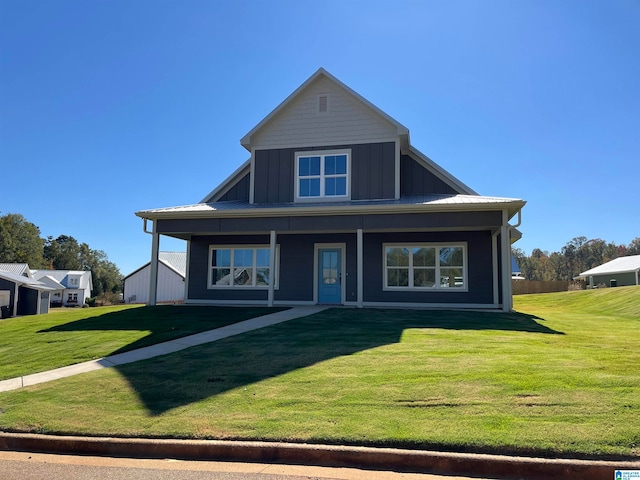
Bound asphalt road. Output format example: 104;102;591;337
0;451;495;480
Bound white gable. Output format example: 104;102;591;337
246;71;407;150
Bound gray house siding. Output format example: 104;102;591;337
254;149;293;204
17;286;38;315
351;142;395;200
253;142;396;204
400;155;459;196
362;231;494;305
186;230;495;305
591;272;637;287
156;210;502;237
188;234;270;302
217;174;250;202
187;233;357;303
0;278;16;315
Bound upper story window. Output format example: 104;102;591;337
295;150;350;202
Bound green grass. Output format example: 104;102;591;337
0;287;638;459
0;305;286;380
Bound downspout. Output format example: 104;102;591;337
510;208;522;228
500;210;512;312
357;228;363;308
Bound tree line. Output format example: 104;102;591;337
513;236;640;282
0;213;122;296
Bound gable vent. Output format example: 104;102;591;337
318;95;328;113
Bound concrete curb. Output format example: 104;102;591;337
0;432;638;480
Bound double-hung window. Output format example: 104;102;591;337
209;245;279;289
295;150;350;201
384;243;467;290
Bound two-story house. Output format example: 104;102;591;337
136;69;525;311
31;270;93;307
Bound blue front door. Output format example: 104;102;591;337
318;248;342;304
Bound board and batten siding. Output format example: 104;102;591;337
124;262;185;304
188;233;356;304
217;174;250;202
400;154;459;196
186;231;495;306
251;76;399;150
362;231;495;305
253;142;396;204
188;235;271;302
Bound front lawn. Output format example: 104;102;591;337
0;287;638;459
0;305;286;380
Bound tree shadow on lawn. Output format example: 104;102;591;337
111;308;563;416
39;305;288;355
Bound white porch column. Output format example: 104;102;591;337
268;230;276;307
12;283;18;317
148;221;160;306
500;210;513;312
491;230;499;307
184;239;191;302
357;228;363;308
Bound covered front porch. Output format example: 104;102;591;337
141;209;519;311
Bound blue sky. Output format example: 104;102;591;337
1;0;638;276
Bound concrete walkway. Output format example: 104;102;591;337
0;306;328;393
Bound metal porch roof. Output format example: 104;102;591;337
136;194;525;221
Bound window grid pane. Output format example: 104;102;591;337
214;268;231;285
387;268;409;287
413;268;436;287
299;157;310;176
256;267;270;286
309;157;321;175
386;247;409;267
440;247;464;267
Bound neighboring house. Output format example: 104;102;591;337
123;251;186;304
30;270;93;306
577;255;640;288
0;263;33;278
136;68;526;311
0;264;52;317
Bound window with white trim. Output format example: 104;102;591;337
208;245;279;289
295;150;349;201
384;244;467;290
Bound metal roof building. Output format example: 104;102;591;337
577;255;640;287
123;252;186;304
